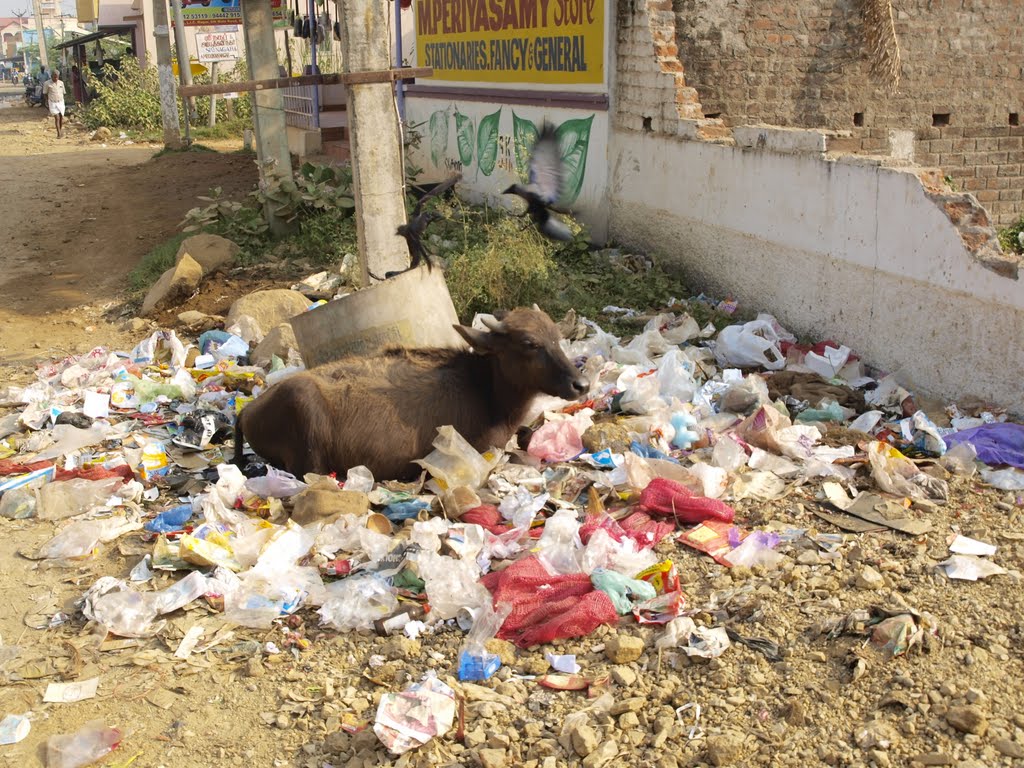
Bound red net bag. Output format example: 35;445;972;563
579;512;675;550
481;556;618;647
618;511;676;548
637;477;735;525
462;505;543;538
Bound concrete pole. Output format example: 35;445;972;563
169;0;196;120
31;0;48;69
207;60;218;127
241;0;292;235
152;0;182;149
339;0;409;283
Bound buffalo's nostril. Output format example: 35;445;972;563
571;378;588;396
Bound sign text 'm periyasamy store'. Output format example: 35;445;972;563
415;0;604;84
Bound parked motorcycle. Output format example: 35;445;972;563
24;76;44;107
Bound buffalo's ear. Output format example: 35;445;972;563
454;324;498;352
493;309;510;321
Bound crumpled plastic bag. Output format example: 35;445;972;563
318;575;398;631
528;421;584;463
656;617;731;658
374;673;456;755
245;467;308;498
130;330;188;369
714;318;789;370
415;426;502;493
867;441;948;501
590;567;657;614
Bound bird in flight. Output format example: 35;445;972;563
503;122;573;242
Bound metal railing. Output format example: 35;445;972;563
282;84;317;130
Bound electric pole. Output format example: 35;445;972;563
169;0;196;121
13;8;30;72
31;0;48;69
152;0;182;149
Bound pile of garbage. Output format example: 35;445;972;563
1;295;1023;760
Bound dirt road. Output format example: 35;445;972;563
0;98;256;372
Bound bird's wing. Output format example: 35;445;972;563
411;173;462;218
528;123;563;205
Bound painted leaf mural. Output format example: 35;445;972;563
555;115;594;205
512;111;539;182
476;107;502;176
455;111;475;166
429;110;449;167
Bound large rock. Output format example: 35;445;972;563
141;254;203;316
252;322;302;369
175;233;240;276
226;289;310;344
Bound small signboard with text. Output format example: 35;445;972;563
181;0;285;27
196;31;239;63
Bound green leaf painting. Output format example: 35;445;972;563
455;111;475;166
555;115;594;205
476;107;502;176
429;109;449;167
512;111;539;182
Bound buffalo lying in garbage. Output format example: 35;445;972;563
234;307;588;480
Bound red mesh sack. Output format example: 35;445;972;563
481;556;618;647
618;511;676;548
462;506;544;539
0;459;53;476
55;465;133;483
579;514;627;545
638;477;735;525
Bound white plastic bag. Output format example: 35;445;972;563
415;426;502;492
714;320;787;370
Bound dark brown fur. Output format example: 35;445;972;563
234;308;587;480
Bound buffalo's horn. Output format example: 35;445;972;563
532;303;541;311
481;315;505;333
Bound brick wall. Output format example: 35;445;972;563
667;0;1024;225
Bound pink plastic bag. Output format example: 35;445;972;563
527;421;584;463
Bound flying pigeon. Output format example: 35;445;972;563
503;122;573;242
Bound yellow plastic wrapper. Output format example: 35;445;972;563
180;526;241;571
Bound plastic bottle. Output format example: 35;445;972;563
45;721;121;768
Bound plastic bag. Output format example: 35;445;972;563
980;467;1024;491
33;424;112;462
416;550;491;620
939;441;977;477
318;575;398;632
415;426;502;492
686;463;729;499
732;471;787;501
144;504;193;533
344;465;375;493
84;571;211;637
711;437;747;472
457;602;513;681
45;721;121;768
536;508;584;574
656;349;698;402
36;477;124;520
528;421;584;463
0;485;37;519
714;319;787;370
867;441;948;501
722;530;782;568
245;467;308;498
590;568;657;614
945;423;1024;469
131;330;187;368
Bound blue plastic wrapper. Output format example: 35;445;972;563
630;441;677;462
383;500;431;522
144;504;193;533
458;651;501;681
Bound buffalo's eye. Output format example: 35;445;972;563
522;340;540;350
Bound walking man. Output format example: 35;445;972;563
42;70;66;138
